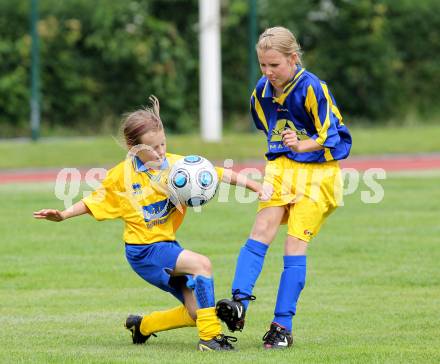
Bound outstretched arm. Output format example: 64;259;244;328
221;169;272;201
33;200;90;222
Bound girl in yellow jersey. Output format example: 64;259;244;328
216;27;352;349
33;96;269;351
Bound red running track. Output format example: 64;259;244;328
1;155;440;184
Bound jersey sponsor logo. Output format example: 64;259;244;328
270;119;296;142
270;119;309;142
146;217;170;230
304;229;313;236
269;143;289;151
295;128;309;140
132;183;142;196
142;198;175;223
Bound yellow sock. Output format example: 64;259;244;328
140;305;196;336
196;307;222;341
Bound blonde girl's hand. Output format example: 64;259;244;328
33;209;65;222
258;182;274;202
281;129;299;151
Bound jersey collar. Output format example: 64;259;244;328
262;66;305;104
133;156;169;173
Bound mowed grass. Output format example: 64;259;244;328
1;124;440;169
1;175;440;363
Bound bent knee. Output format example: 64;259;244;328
249;207;284;243
250;220;278;243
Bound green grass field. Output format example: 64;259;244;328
1;124;440;169
1;175;439;363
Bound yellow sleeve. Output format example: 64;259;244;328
82;165;123;221
214;166;224;182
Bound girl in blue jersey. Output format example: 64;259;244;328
216;26;352;349
33;96;270;351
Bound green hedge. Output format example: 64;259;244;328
260;0;440;120
0;0;439;136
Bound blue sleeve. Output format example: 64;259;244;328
250;94;267;133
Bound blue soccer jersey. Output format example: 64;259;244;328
250;67;352;162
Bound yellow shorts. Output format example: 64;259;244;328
258;155;342;242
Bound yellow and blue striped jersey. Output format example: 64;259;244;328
250;67;352;162
83;153;223;245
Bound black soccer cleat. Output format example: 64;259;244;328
215;291;256;332
262;322;293;349
198;334;237;351
125;314;156;344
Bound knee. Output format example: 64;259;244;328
250;219;277;243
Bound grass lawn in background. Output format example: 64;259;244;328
0;175;439;363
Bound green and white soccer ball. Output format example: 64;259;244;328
167;155;219;207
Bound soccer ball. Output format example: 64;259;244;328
167;155;219;207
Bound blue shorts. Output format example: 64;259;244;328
125;241;189;303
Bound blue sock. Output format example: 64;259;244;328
187;275;215;308
273;255;307;332
231;238;269;310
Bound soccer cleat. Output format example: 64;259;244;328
262;322;293;349
197;334;237;351
215;291;256;332
125;314;156;344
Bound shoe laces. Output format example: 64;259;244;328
262;325;286;345
232;289;256;302
215;334;237;348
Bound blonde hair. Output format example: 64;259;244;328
256;26;303;66
121;95;163;148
